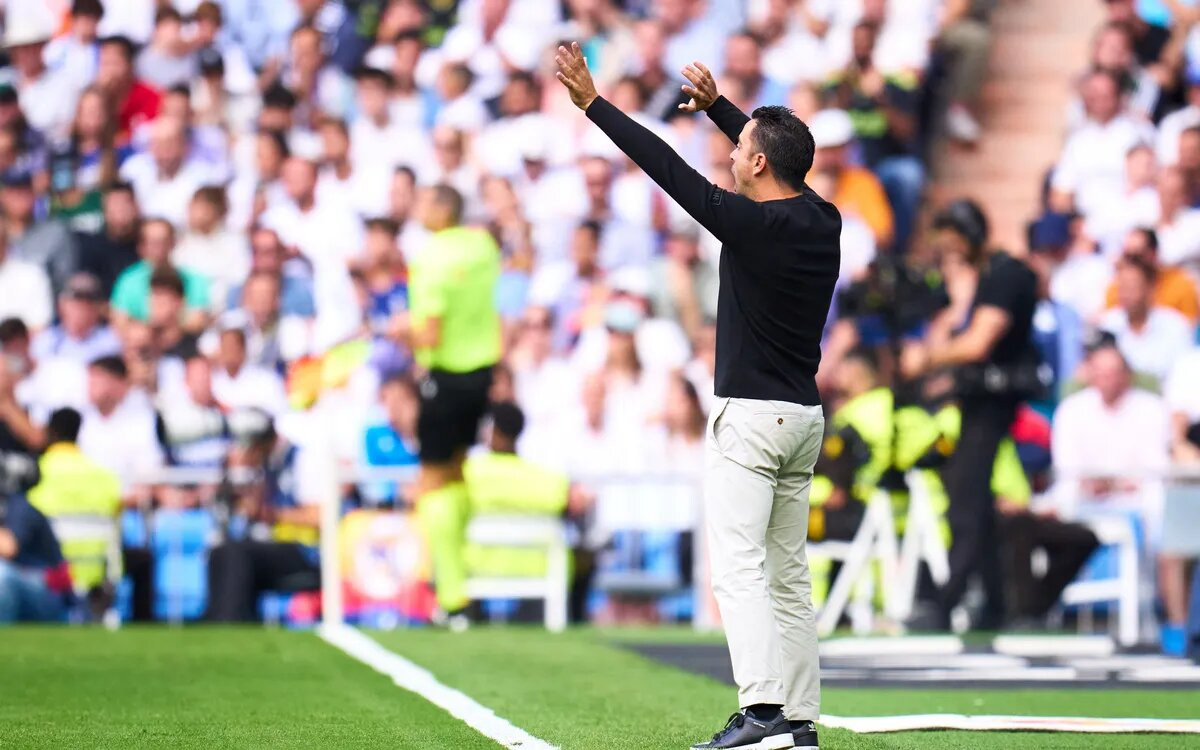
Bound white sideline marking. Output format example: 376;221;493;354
819;713;1200;734
318;624;558;750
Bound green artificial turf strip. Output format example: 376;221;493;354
0;626;496;750
373;627;1200;750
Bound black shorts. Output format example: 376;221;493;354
416;366;493;463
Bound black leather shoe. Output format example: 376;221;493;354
690;709;794;749
790;720;819;748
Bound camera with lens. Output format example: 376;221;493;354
156;405;276;454
0;449;40;525
837;255;948;339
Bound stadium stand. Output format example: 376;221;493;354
0;0;1194;661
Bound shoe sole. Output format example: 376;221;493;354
691;735;796;750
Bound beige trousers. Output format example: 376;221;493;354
705;396;825;720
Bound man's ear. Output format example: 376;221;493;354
752;152;768;177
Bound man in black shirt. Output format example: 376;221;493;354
557;44;839;750
902;200;1039;631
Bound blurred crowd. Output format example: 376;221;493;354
0;0;1195;644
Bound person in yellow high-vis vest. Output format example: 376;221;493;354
27;408;121;608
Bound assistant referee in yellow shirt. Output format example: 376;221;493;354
399;184;501;628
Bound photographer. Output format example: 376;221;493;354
0;451;71;623
902;200;1039;630
202;412;320;622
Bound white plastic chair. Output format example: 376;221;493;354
463;515;569;633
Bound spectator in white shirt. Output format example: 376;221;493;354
434;61;490;131
1034;213;1114;323
509;305;579;464
658;0;728;81
0;222;52;331
317;115;390;221
1050;343;1170;592
261;155;362;351
31;273;120;367
348;65;430;200
386;30;436;131
78;355;162;497
1100;254;1194;382
211;328;287;416
44;0;104;97
279;25;353;130
476;72;568;178
1145;166;1200;274
172;186;249;312
425;126;481;215
1084;143;1160;259
4;5;77;145
1050;69;1156;219
1156;71;1200;166
119;116;222;228
135;7;196;92
1069;21;1162;127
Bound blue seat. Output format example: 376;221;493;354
151;509;215;621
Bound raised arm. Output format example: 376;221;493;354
676;60;750;145
707;96;751;146
556;44;760;240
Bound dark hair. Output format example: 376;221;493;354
155;6;183;25
444;62;474;88
507;71;539;94
98;35;137;63
72;0;104;19
166;83;191;99
149;266;186;297
193;1;222;25
933;199;989;253
105;180;134;197
430;184;464;224
47;408;83;445
192;185;228;217
749;106;814;191
576;219;603;242
366;217;399;235
394;164;416;183
0;317;28;344
1130;226;1158;254
490;401;526;441
1118;252;1157;283
843;346;880;374
262;84;298;110
1086;67;1123;93
259;127;291;159
394;29;424;46
89;354;128;379
354;66;394;88
614;75;647;108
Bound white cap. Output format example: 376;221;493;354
809;109;855;149
3;1;56;47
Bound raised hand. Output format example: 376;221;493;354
555;42;599;111
678;61;719;113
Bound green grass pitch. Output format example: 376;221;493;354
2;626;1198;749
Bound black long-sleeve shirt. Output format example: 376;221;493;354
586;96;841;405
